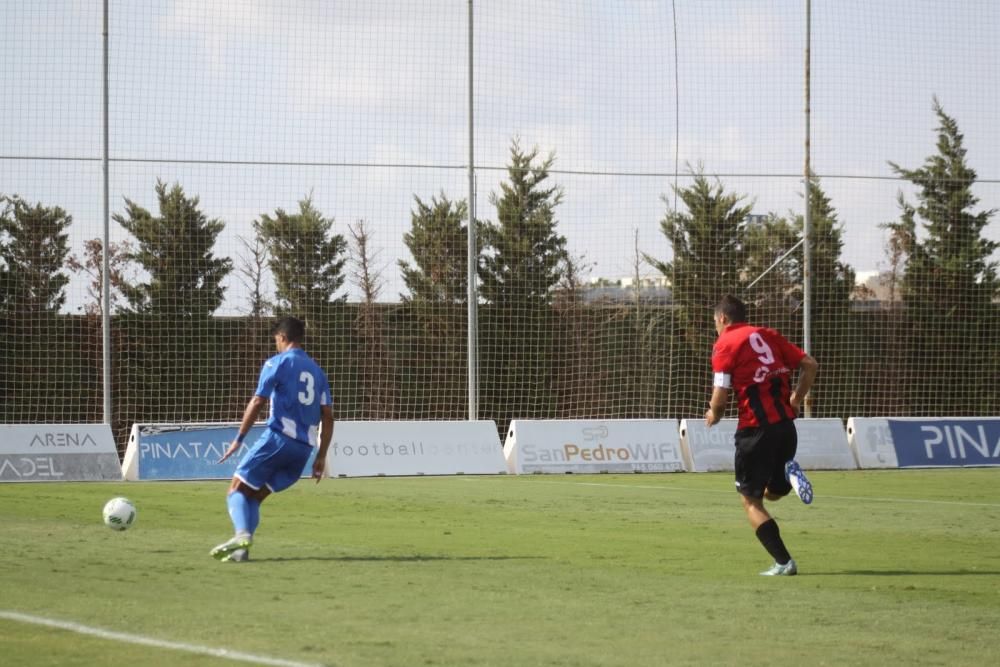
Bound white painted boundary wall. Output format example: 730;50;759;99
329;421;506;477
680;418;856;472
503;419;684;474
0;424;121;482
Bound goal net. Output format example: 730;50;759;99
2;1;997;447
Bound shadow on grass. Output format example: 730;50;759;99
807;569;1000;576
252;554;546;563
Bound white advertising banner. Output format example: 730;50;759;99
681;418;856;472
0;424;121;482
846;417;901;469
503;419;684;474
794;418;856;470
679;419;738;472
328;421;506;477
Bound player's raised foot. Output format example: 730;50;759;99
785;460;813;505
221;548;249;563
210;532;252;560
760;559;797;576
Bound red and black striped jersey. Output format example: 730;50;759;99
711;322;807;429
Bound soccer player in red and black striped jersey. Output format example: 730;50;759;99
705;294;818;576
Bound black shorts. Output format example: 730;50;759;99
733;420;798;499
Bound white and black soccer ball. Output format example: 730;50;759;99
102;497;136;531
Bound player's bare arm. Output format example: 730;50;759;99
312;404;334;483
705;386;730;427
789;354;819;410
219;395;269;463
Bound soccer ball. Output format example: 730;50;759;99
102;497;136;531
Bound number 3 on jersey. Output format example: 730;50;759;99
298;371;315;405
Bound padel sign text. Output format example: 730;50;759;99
0;424;121;482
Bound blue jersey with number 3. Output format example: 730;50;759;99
255;348;331;446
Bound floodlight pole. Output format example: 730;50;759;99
466;0;479;421
802;0;813;417
101;0;112;426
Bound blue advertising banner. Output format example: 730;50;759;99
887;419;1000;468
132;424;317;480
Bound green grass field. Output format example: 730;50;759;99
2;470;999;666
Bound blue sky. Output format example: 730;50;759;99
3;0;998;313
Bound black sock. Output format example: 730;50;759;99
755;518;792;564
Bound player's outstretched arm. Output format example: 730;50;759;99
790;354;819;411
219;395;268;463
705;387;730;427
312;404;334;483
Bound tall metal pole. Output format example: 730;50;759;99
101;0;112;426
802;0;813;417
666;0;679;418
466;0;479;420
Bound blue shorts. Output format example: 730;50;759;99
234;429;315;493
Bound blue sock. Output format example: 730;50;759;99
226;491;252;535
247;498;261;535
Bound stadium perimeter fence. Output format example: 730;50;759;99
1;1;998;449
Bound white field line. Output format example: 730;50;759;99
0;611;327;667
463;477;1000;508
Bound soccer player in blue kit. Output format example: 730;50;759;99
212;316;333;562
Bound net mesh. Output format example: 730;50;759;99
2;1;998;448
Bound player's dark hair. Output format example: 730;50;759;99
715;294;747;323
271;316;306;343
